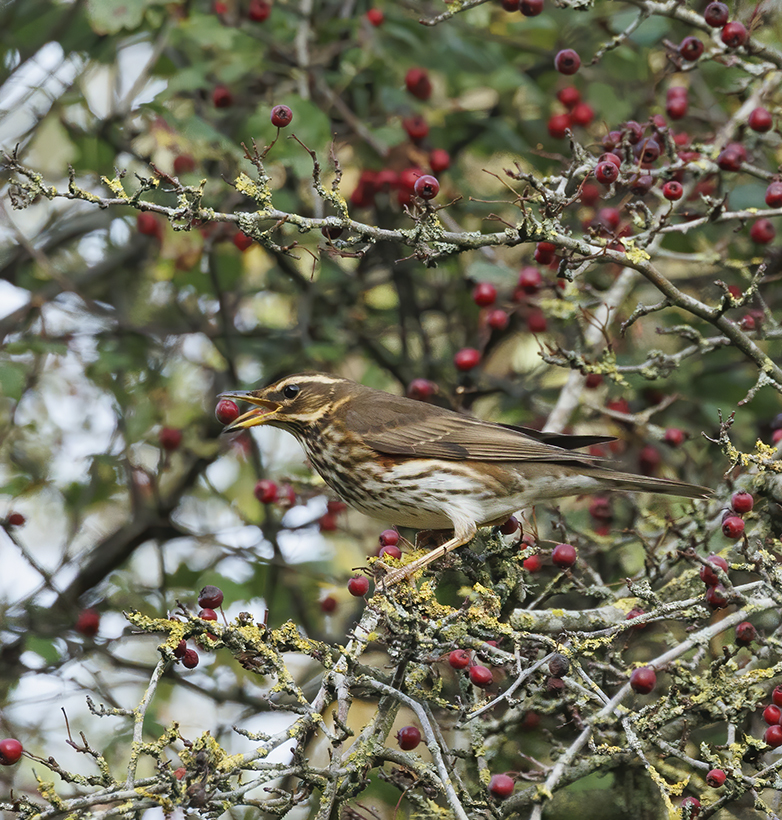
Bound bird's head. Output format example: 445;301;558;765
219;373;349;433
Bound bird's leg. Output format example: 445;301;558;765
382;521;477;587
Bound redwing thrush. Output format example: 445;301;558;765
220;373;711;585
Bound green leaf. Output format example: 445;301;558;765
0;363;27;401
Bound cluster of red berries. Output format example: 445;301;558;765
448;647;494;687
548;85;593;139
452;259;554;371
761;687;782;747
350;164;445;210
697;492;754;611
253;479;297;507
175;585;226;670
377;528;402;560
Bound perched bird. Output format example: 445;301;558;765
220;372;711;585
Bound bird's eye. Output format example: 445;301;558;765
282;384;300;400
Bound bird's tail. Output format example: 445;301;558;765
597;469;712;499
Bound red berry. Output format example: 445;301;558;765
704;1;729;26
330;501;350;518
270;105;293;128
379;544;402;559
637;138;661;165
699;555;728;586
717;145;744;172
212;85;233;108
403;115;429;143
630;666;656;694
581;182;600;205
630;175;654;195
679;36;704;61
366;7;384;25
501;0;519;10
554;49;581;75
666;95;688;120
137;212;161;237
722;515;745;539
454;347;481;371
159;427;182;451
405;68;432;101
319;512;339;531
320;595;337;613
233;231;253;251
595;161;619;185
173;640;187;658
469;665;493;687
248;0;271;21
772;685;782;706
598;152;621;169
254;479;278;504
552;543;577;569
523;554;541;572
182;648;199;668
663;427;685;447
7;512;25;527
624;120;644;143
499;515;520;535
527;310;547;333
472;282;497;307
570;102;594;126
396;725;422;750
489;773;515;798
557;86;580;108
487;309;509;331
662;181;683;201
173;155;196;174
213;0;228;10
414;174;439;200
765;725;782;747
348;575;369;597
721;20;748;48
407;378;437;400
0;739;23;766
379;529;399;547
429;148;451;173
198;585;224;609
75;608;100;637
519;0;543;14
706;769;727;788
748;107;773;133
547;113;571;139
750;218;775;244
215;399;240;425
731;491;754;514
681;797;701;818
534;241;556;264
589;496;612;521
199;608;217;622
638;444;661;475
735;621;756;646
765;182;782;208
448;649;471;669
705;584;729;608
774;429;782;445
626;608;646;628
518;266;543;293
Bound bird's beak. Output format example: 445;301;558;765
219;391;282;432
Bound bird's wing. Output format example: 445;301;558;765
344;395;602;463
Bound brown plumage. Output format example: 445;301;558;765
220;373;711;585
